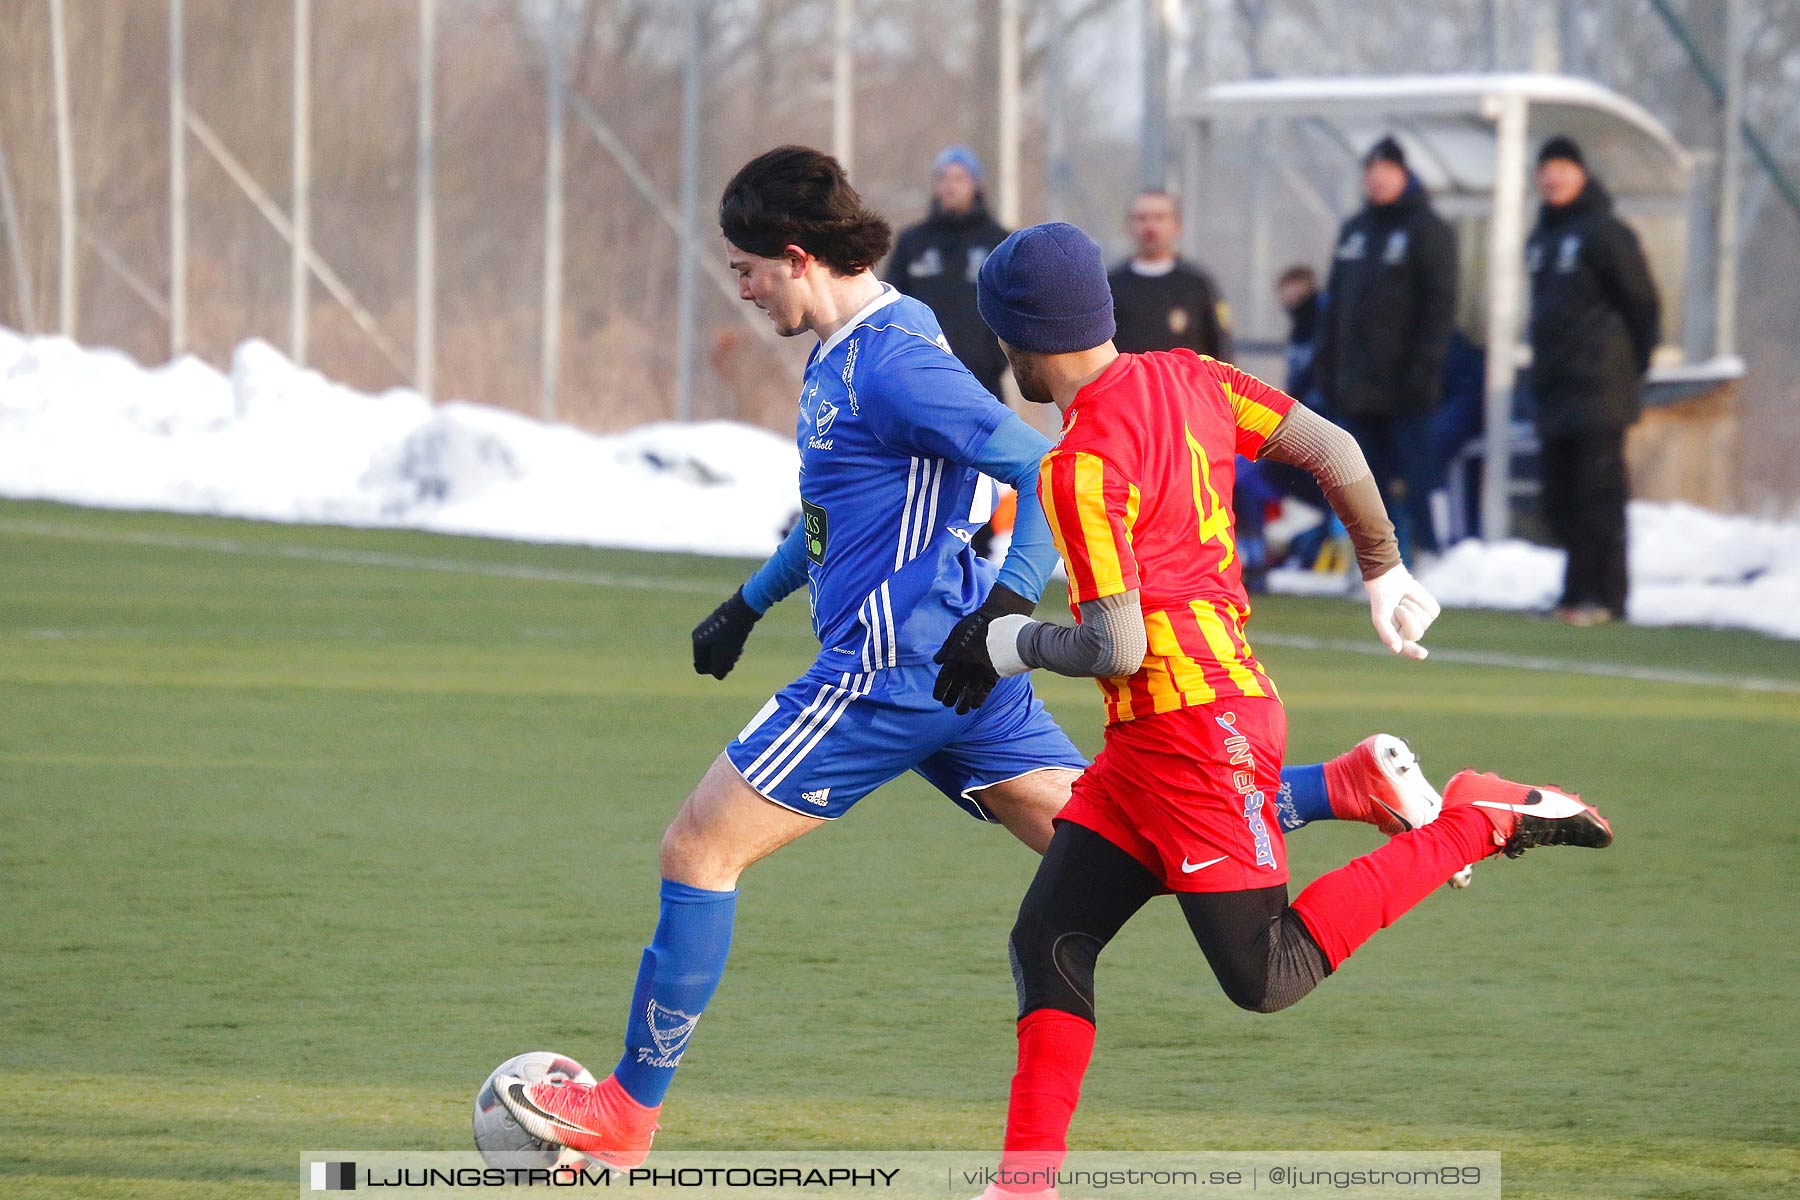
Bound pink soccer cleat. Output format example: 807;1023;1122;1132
494;1072;660;1167
1327;734;1443;834
1443;770;1614;858
1327;734;1474;888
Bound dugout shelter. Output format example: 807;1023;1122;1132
1181;73;1742;536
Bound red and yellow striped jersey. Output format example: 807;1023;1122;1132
1040;349;1295;726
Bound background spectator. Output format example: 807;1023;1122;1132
1316;136;1458;563
886;145;1010;397
1526;135;1661;627
1107;190;1232;360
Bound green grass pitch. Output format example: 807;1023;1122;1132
2;499;1796;1199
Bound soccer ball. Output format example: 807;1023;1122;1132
472;1051;596;1169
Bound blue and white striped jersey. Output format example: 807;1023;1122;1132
794;285;1012;670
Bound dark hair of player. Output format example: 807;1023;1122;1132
718;146;893;276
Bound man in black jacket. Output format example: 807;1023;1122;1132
1107;190;1232;360
1317;136;1458;560
1526;135;1661;626
886;145;1010;396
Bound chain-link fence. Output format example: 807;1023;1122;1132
2;1;1797;505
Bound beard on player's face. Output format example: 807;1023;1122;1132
1003;343;1055;405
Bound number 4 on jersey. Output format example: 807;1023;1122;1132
1184;423;1236;572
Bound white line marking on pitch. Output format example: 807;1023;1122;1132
0;517;724;594
1252;632;1800;696
5;516;1796;696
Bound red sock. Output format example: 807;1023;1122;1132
1291;806;1498;969
997;1008;1095;1194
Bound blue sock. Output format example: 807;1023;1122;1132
1276;763;1335;831
613;879;737;1107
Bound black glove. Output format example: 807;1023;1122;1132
692;588;761;680
931;583;1036;714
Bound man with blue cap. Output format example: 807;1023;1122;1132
948;222;1613;1200
887;145;1011;398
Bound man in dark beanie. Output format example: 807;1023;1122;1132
1526;134;1661;627
1315;135;1459;564
951;221;1608;1198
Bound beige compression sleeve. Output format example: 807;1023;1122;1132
1258;404;1402;580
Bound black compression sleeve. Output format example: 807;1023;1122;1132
1009;823;1161;1021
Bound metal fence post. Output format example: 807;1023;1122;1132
49;0;76;338
169;0;186;356
997;0;1020;227
1045;0;1069;222
1715;0;1743;358
833;0;853;175
1481;92;1529;541
291;0;311;366
675;0;700;423
1141;0;1170;192
0;130;36;332
540;0;566;422
416;0;436;399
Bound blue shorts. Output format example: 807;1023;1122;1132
725;659;1089;820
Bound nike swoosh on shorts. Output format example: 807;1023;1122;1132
1180;855;1229;874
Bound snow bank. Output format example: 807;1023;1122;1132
0;330;798;559
1;328;1795;638
1416;504;1800;639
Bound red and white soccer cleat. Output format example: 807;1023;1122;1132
494;1072;659;1167
1328;734;1474;889
1328;734;1442;834
1443;770;1614;858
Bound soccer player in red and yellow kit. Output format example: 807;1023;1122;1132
934;224;1614;1199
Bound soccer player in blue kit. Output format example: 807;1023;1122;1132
495;147;1451;1162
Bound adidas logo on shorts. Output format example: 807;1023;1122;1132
800;788;832;807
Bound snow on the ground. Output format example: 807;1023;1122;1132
0;329;798;559
1415;504;1800;640
2;328;1796;638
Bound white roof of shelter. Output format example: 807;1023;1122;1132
1186;74;1689;202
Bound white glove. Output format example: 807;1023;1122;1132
1363;564;1441;660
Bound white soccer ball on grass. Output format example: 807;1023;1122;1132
472;1051;596;1169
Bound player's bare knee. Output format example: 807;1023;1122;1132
658;816;712;883
658;789;735;886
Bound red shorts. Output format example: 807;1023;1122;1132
1058;697;1288;893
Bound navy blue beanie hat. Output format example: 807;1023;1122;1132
977;222;1116;354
